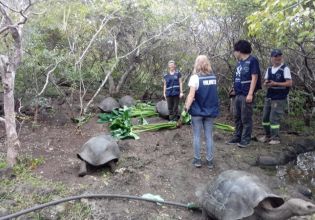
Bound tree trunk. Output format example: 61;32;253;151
108;75;115;96
115;63;137;94
0;55;20;167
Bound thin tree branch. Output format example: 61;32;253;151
37;61;60;96
0;25;15;34
83;60;119;114
0;0;32;33
115;63;137;94
75;10;119;66
0;1;19;13
118;16;190;59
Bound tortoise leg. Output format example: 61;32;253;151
201;209;216;220
78;161;87;177
108;160;116;173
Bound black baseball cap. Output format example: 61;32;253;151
271;49;282;57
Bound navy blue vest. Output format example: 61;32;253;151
189;73;219;117
164;71;181;96
266;64;289;100
234;56;260;95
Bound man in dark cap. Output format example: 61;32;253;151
259;49;292;145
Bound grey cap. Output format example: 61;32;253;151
271;49;282;57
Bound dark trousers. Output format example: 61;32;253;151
262;98;286;139
233;95;253;143
166;96;180;120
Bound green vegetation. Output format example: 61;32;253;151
0;154;91;219
109;107;140;139
214;123;235;132
98;103;157;124
132;121;178;133
98;104;235;140
98;104;177;139
2;0;314;122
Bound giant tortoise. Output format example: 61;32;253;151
77;134;120;177
155;100;169;119
98;97;119;113
119;95;136;107
197;170;315;220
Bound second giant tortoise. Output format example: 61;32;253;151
119;95;136;107
155;100;169;118
198;170;315;220
98;97;119;113
77;134;120;177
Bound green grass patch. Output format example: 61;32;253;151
0;155;91;219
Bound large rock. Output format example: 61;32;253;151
156;100;169;117
98;97;119;113
119;95;136;107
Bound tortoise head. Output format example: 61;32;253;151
287;198;315;216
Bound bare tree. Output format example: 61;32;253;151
0;0;33;167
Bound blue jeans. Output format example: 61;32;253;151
191;116;214;161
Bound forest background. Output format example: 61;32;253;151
1;0;315;165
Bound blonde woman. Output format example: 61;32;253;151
184;55;219;168
163;60;184;121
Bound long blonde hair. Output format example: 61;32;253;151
193;55;213;75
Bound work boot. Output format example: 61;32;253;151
237;140;250;148
226;137;241;145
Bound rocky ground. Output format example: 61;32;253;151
0;113;314;219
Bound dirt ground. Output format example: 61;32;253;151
0;113;314;219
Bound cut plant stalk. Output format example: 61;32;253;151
214;123;235;132
132;121;178;133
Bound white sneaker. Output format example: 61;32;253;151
258;136;269;143
268;139;280;145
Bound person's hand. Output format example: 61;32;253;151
184;106;188;112
228;88;235;98
246;94;253;103
268;80;277;87
180;92;184;98
265;80;277;87
163;94;166;100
